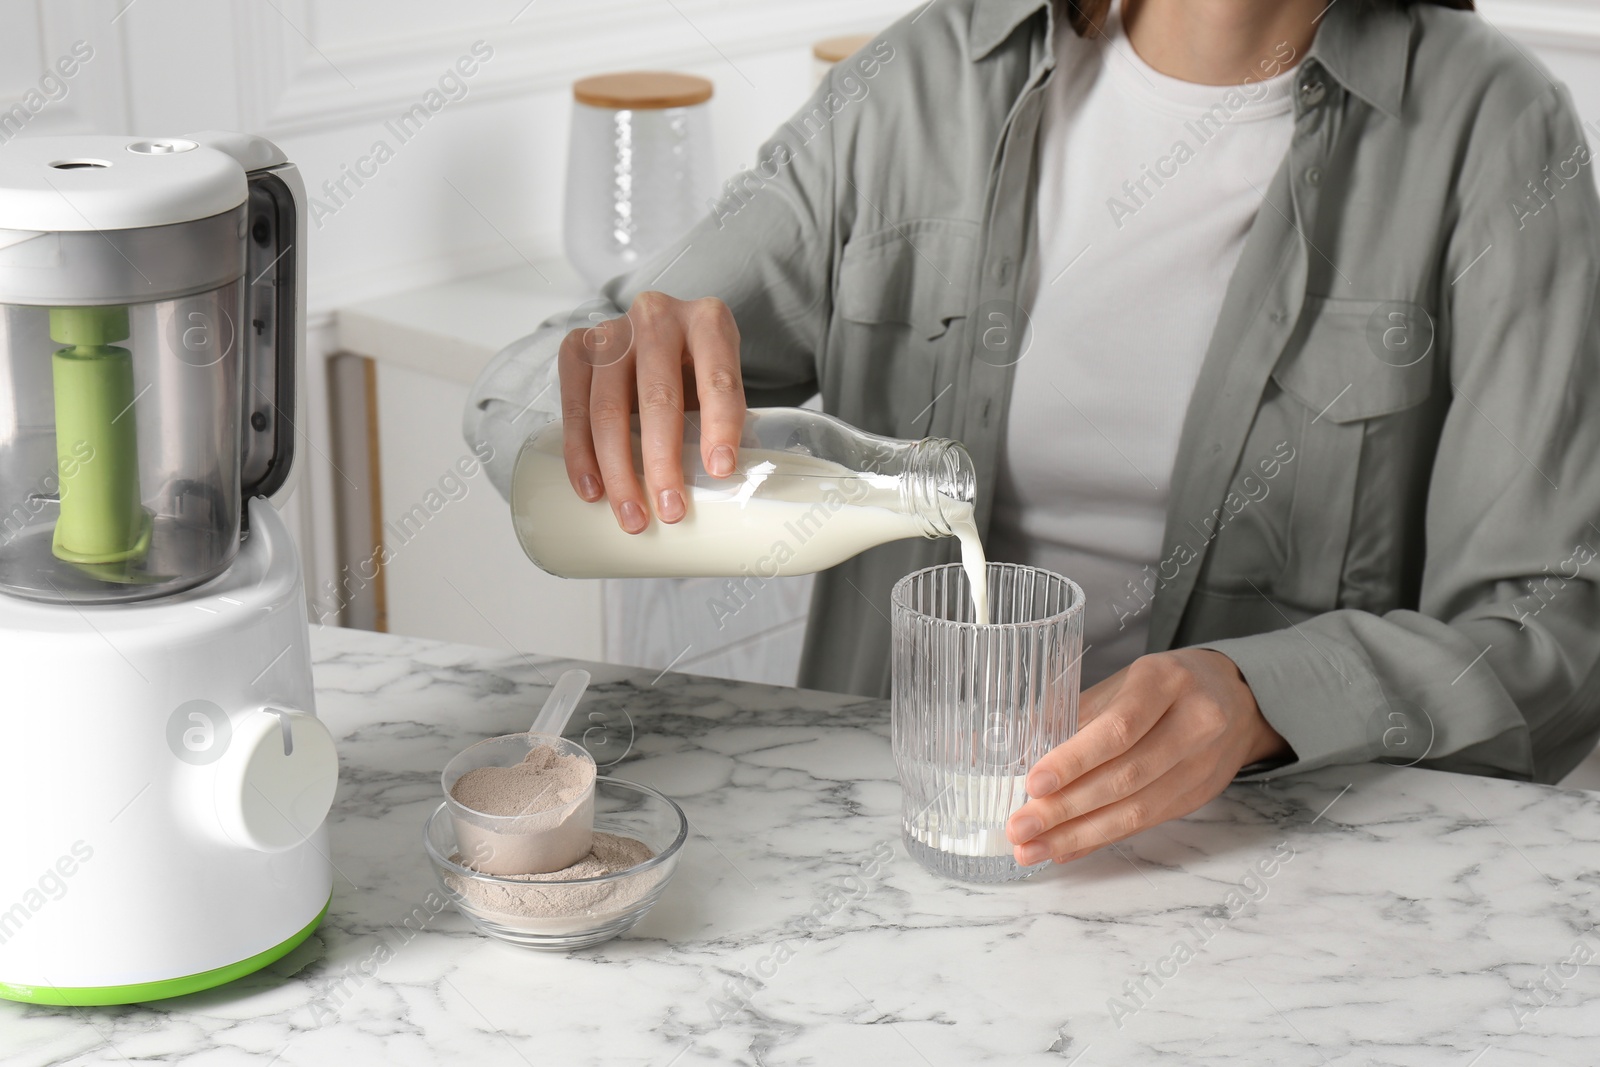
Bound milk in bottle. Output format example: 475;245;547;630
510;408;989;622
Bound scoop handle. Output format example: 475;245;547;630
529;668;592;738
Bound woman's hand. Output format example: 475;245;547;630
558;291;746;534
1006;649;1290;865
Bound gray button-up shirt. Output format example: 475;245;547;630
467;0;1600;783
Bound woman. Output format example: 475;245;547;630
466;0;1600;868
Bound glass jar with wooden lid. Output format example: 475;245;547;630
564;71;716;288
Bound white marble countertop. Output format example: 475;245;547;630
10;624;1600;1066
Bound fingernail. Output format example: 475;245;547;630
1029;771;1060;796
620;500;647;533
579;474;601;501
1017;843;1048;865
658;489;684;522
709;446;735;477
1009;815;1044;843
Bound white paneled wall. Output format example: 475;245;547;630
0;5;130;135
3;0;1599;673
9;0;1580;316
1479;1;1600;116
129;0;915;310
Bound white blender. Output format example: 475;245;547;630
0;133;337;1005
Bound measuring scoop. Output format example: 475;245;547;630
441;669;598;875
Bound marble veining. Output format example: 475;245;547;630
6;624;1600;1066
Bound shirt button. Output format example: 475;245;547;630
1304;167;1323;187
1299;79;1326;108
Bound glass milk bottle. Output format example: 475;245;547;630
510;407;983;591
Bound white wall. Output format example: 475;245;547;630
110;0;912;311
1479;2;1600;125
12;1;1593;314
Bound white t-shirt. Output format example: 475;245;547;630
988;8;1298;686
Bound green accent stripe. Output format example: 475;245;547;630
0;895;329;1007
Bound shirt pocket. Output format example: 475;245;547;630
1271;297;1435;422
830;219;975;437
1266;296;1442;613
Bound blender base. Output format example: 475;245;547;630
0;895;329;1007
0;500;335;1003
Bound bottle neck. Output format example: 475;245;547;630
900;438;977;538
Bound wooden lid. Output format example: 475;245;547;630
813;34;874;64
572;71;713;110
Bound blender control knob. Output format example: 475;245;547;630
213;706;339;853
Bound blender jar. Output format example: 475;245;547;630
0;135;292;603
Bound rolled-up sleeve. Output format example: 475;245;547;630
1207;83;1600;784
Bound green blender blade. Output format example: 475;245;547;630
49;306;152;567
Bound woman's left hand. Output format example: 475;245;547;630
1006;648;1291;866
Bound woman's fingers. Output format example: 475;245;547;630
588;340;649;534
684;297;745;477
557;329;604;503
1023;656;1180;798
1006;649;1267;865
631;293;689;524
1014;776;1219;865
1011;707;1193;845
1076;665;1129;724
1013;780;1169;865
554;291;745;532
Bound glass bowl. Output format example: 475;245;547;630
423;776;687;951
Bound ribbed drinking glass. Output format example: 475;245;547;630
892;562;1083;882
